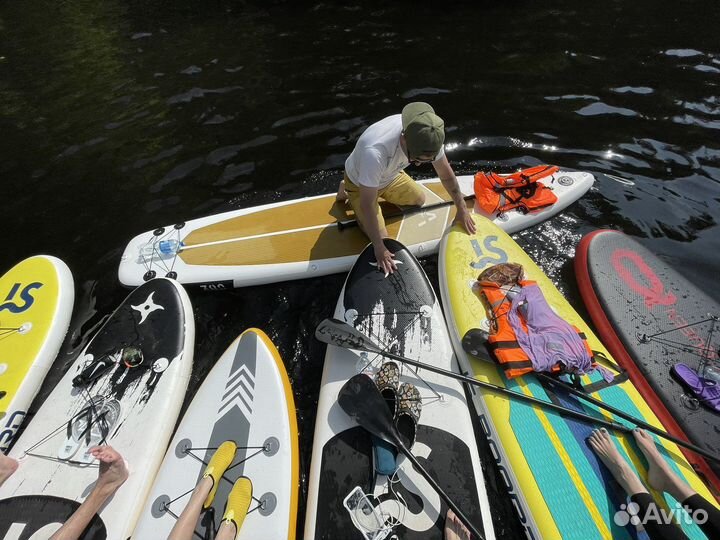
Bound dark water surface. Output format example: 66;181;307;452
2;0;719;537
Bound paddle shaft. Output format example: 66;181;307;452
336;194;475;231
400;443;485;540
371;348;633;434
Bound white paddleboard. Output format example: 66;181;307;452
0;278;194;540
118;170;594;289
133;328;299;540
305;239;495;540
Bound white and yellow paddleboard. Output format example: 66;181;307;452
118;171;594;289
439;215;717;540
133;328;299;540
0;255;74;451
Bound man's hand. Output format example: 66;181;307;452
374;243;397;277
454;208;477;235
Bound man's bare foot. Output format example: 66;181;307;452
89;446;128;497
336;180;348;202
588;428;647;496
0;453;18;487
632;429;695;501
444;509;471;540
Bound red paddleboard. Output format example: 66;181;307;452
575;229;720;496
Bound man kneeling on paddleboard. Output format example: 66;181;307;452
337;102;476;275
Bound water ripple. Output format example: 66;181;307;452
149;157;205;193
202;114;234;125
215;162;255;185
672;114;720;130
664;48;704;57
545;94;599;101
180;65;203;75
400;87;452;99
576;102;638;117
611;86;654;95
128;145;184;171
206;145;241;166
167;86;243;104
272;107;345;128
694;64;720;74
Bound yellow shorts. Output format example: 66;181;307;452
343;171;425;231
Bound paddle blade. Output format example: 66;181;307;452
315;318;384;355
338;374;400;448
461;328;493;361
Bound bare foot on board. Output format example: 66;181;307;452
444;509;471;540
587;428;647;496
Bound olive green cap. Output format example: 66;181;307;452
401;102;445;158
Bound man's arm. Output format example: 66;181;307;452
433;155;476;234
359;185;397;275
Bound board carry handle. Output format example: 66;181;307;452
337;194;476;231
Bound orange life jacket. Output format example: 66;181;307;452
474;165;559;216
479;279;594;379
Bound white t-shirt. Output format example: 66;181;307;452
344;114;445;189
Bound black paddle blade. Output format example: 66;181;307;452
461;328;493;361
338;374;401;448
314;318;383;354
339;376;485;540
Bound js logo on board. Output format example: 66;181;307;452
470;236;507;269
0;282;43;314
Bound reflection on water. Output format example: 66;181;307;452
1;0;719;537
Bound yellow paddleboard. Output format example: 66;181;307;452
439;215;717;540
0;255;73;451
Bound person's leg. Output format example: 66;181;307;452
634;429;720;538
166;476;213;540
167;441;237;540
344;175;388;237
680;494;720;538
380;171;426;208
216;521;238;540
444;509;471;540
216;477;253;540
588;428;647;496
588;428;688;540
0;452;18;487
632;429;694;501
49;446;128;540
